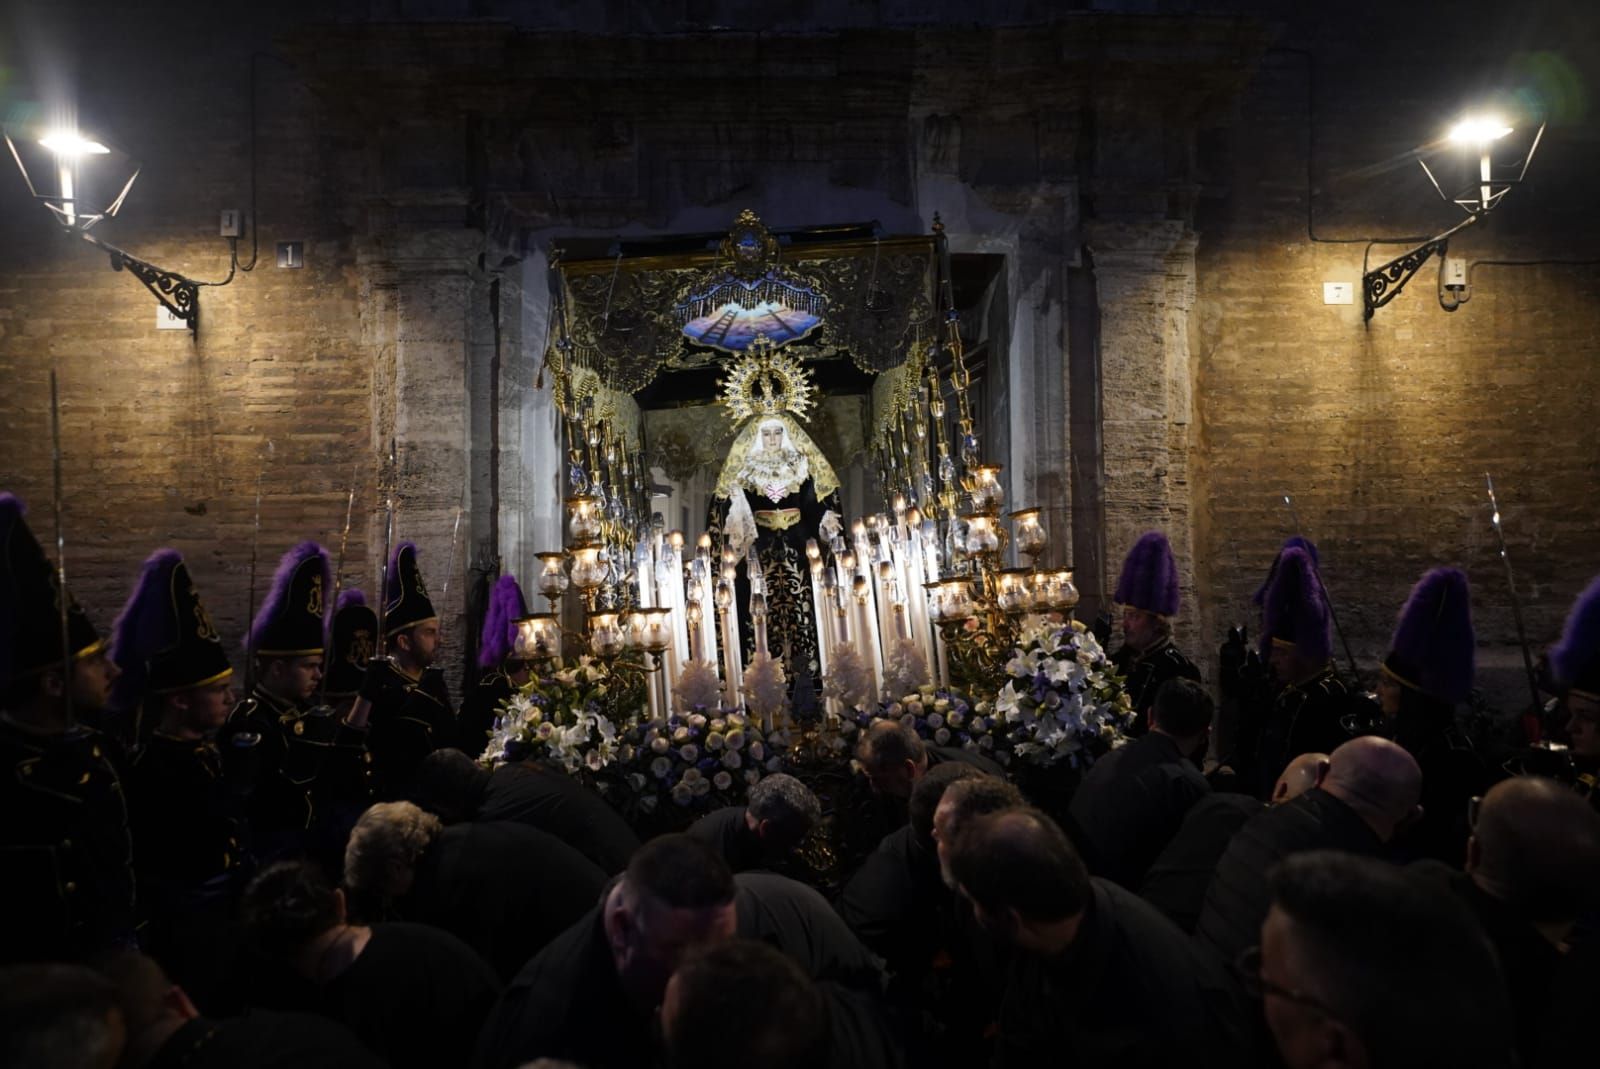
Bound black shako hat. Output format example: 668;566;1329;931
110;549;233;704
384;541;437;637
326;588;377;697
246;542;332;658
0;492;104;689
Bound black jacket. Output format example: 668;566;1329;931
475;871;892;1069
148;1011;385;1069
1392;705;1490;865
322;922;501;1069
993;879;1249;1068
399;820;606;982
0;719;136;962
1067;732;1210;888
365;660;456;801
1195;787;1382;964
477;761;641;874
1138;792;1262;933
221;686;371;841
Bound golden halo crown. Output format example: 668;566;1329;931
719;335;816;425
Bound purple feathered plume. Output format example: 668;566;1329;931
336;587;367;613
1259;546;1332;662
1252;536;1321;607
109;548;185;711
246;541;332;652
1389;567;1476;704
1551;574;1600;689
479;574;529;667
1113;531;1181;616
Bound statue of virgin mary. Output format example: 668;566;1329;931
707;354;842;691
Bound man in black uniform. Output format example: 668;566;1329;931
458;572;530;759
224;542;371;865
474;834;891;1069
1376;567;1489;863
361;540;455;800
1251;546;1355;798
1550;574;1600;811
0;492;136;963
343;800;606;981
1108;531;1202;735
412;747;640;874
948;806;1248;1068
110;549;248;1006
1068;677;1212;888
322;588;377;723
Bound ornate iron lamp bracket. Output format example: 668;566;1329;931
82;231;199;334
1362;214;1479;321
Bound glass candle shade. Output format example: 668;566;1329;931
1011;508;1046;561
997;568;1033;614
566;496;603;543
970;464;1006;514
514;614;562;662
569;545;608;592
962;514;1000;556
588;612;625;658
536;551;570;601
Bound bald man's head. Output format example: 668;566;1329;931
1470;775;1600;923
1320;737;1422;841
1272;752;1327;805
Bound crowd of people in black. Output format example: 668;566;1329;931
3;494;1600;1069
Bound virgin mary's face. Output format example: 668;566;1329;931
759;423;784;453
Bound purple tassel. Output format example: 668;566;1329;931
1388;567;1475;704
1112;531;1181;616
1258;546;1332;662
335;587;367;613
479;574;529;668
109;549;185;710
1551;574;1600;689
1252;536;1320;607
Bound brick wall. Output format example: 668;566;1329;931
1189;5;1600;708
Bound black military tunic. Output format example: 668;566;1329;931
126;732;250;1004
1113;637;1203;737
222;686;372;861
0;717;136;962
1138;791;1261;933
364;659;456;801
457;669;512;761
1391;703;1491;864
1251;666;1355;798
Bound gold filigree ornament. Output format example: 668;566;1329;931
718;335;817;426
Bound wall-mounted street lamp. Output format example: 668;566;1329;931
1362;112;1544;320
5;125;212;334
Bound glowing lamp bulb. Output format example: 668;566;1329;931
39;131;110;158
1448;117;1512;144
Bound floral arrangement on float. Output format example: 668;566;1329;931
481;654;790;818
990;618;1133;768
830;618;1133;771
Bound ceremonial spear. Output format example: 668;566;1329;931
316;458;361;708
241;439;274;697
48;370;73;726
345;439;397;730
439;504;464;641
1485;473;1544;715
1280;493;1360;679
